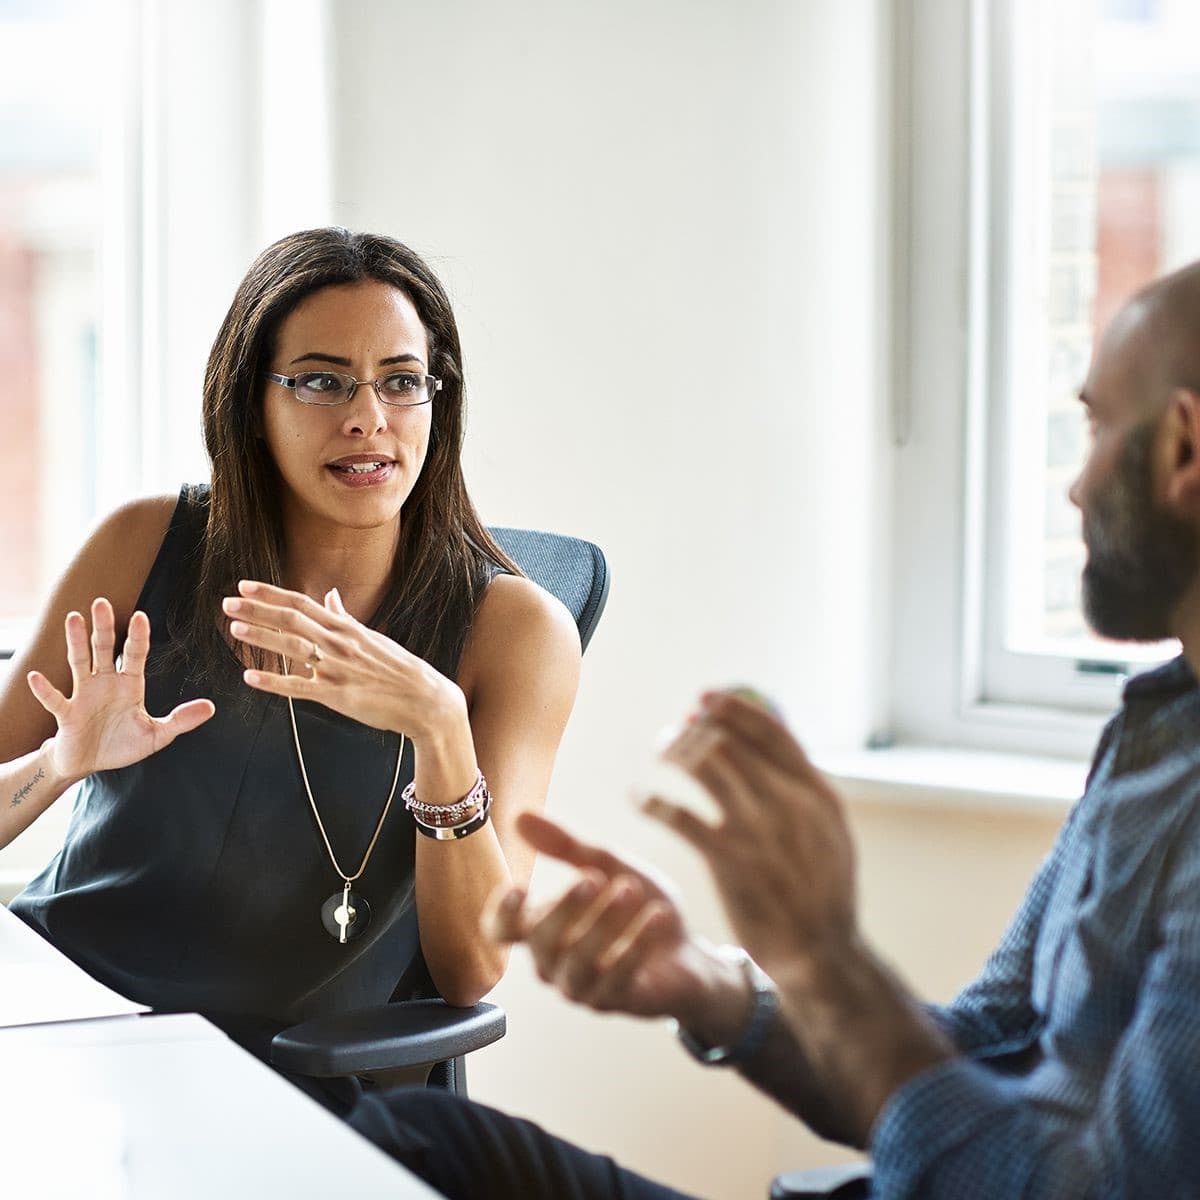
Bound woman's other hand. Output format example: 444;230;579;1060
27;598;215;785
223;580;464;741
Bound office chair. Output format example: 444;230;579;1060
270;527;610;1097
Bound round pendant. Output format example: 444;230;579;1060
321;889;371;942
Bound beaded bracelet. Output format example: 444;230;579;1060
404;771;493;840
402;770;488;825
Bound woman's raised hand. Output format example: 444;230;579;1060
222;580;462;739
26;598;216;784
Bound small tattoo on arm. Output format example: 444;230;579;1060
11;767;45;808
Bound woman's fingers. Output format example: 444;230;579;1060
26;670;68;720
231;581;350;636
228;619;321;674
155;698;217;743
222;594;331;643
241;666;319;699
90;597;117;674
119;610;152;677
63;611;91;690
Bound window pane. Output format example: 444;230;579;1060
0;0;105;636
1005;0;1200;664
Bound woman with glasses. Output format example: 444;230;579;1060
0;228;581;1089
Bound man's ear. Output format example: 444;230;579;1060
1163;387;1200;510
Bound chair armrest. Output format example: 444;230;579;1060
769;1163;872;1199
270;999;506;1078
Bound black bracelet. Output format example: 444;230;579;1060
675;948;779;1067
412;792;493;840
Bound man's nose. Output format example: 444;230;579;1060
1067;472;1082;510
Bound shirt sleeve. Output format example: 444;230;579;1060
928;719;1117;1055
869;794;1200;1200
928;795;1084;1054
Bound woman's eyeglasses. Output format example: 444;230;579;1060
265;370;442;408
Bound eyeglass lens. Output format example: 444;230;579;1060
294;370;432;406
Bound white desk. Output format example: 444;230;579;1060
0;893;147;1027
1;906;440;1199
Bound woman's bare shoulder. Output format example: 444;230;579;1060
67;494;180;616
458;573;582;696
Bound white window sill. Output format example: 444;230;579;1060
816;745;1086;818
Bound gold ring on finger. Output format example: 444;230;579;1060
304;641;322;677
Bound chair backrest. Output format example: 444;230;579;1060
488;527;610;653
426;528;608;1095
271;527;610;1097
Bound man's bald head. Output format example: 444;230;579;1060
1112;262;1200;417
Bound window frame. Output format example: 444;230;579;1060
885;0;1127;760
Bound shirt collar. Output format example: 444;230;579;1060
1122;653;1197;701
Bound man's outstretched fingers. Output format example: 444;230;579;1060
482;885;528;944
555;878;648;1001
523;873;607;980
702;691;822;781
667;734;763;825
586;900;677;1011
640;794;718;855
516;811;631;879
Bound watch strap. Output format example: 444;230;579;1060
675;948;778;1067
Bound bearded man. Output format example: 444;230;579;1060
348;265;1200;1199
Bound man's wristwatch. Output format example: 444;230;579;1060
674;947;779;1067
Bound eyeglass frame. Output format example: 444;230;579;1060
264;369;443;408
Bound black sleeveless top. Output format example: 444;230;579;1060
12;486;441;1024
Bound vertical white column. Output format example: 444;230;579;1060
258;0;333;245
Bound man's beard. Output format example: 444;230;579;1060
1081;421;1199;641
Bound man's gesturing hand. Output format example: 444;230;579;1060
484;812;740;1029
644;690;857;979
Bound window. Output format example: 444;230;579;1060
888;0;1200;755
0;2;283;662
0;0;121;650
982;0;1200;710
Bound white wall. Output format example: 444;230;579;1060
0;3;1071;1196
329;2;894;1196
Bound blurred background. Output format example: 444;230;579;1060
3;1;1200;1194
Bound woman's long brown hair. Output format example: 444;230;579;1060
169;227;520;686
